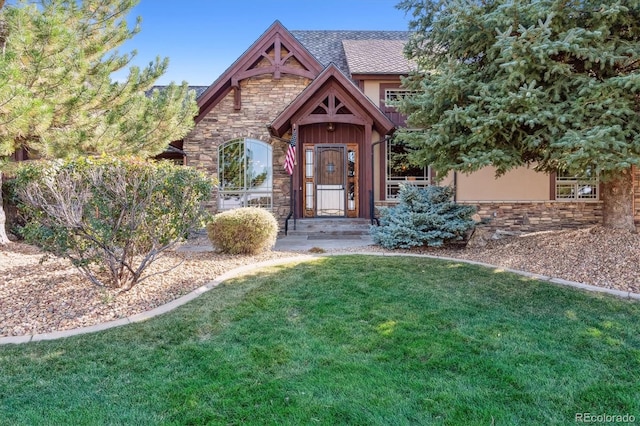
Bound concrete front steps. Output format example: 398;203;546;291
283;218;373;238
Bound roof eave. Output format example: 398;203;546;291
270;64;395;138
195;21;324;123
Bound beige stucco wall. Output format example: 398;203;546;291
362;80;550;203
363;80;380;105
363;80;400;106
456;166;550;201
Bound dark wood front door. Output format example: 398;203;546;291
316;146;345;216
303;143;359;218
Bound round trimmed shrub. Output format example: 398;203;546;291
206;207;278;254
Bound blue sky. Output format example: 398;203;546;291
118;0;411;85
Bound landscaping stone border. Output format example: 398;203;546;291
2;252;638;346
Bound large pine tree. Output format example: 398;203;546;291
0;0;198;244
397;0;640;231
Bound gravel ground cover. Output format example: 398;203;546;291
1;225;638;338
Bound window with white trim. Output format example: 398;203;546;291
555;166;599;201
218;138;273;210
384;88;420;107
386;136;430;200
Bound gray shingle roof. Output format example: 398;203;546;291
342;39;415;74
290;30;411;77
189;86;209;99
147;85;209;100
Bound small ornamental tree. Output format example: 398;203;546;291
14;157;212;291
396;0;640;231
371;184;476;249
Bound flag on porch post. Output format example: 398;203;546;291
284;125;297;175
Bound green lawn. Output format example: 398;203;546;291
1;255;639;425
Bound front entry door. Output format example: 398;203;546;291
316;146;345;216
303;143;359;218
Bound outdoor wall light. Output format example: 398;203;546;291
327;122;335;132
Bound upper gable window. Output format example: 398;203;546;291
380;85;417;127
218;139;273;210
384;89;420;107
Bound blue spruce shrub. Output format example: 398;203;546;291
371;184;476;249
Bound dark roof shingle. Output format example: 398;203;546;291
342;39;415;74
290;30;411;77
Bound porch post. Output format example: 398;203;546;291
362;124;373;218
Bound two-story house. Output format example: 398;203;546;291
179;21;640;233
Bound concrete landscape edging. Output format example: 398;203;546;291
1;252;637;345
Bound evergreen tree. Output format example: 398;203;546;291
371;184;476;249
396;0;640;231
0;0;198;244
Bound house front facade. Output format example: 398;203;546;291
182;21;640;233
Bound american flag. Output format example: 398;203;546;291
284;126;297;175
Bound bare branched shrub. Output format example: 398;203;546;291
14;157;212;291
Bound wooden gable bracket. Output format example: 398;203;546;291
299;87;370;126
233;87;241;110
270;64;395;138
229;33;319;110
196;22;323;120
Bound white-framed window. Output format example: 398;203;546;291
384;88;420;107
555;166;599;201
386;136;430;200
218;138;273;210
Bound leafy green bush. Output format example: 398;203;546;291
14;156;212;291
371;184;476;249
206;207;278;255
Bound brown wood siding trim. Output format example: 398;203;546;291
270;64;395;138
289;74;371;129
379;139;387;201
351;74;404;81
549;172;556;200
294;83;372;126
296;124;366;218
362;125;373;218
233;87;241;110
300;123;364;144
379;83;401;109
197;83;233;123
196;21;323;123
379;83;409;127
232;65;317;86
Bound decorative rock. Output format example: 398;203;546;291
466;227;491;248
491;229;521;240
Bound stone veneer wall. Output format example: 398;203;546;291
184;74;310;223
375;200;603;233
461;201;603;233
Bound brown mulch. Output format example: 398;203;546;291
1;225;639;338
